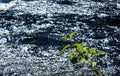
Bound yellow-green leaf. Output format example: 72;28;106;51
92;51;105;57
91;62;97;67
94;68;104;76
75;43;83;53
61;36;67;40
69;50;78;64
97;51;105;55
92;53;98;57
83;53;90;60
69;32;75;40
88;48;96;53
87;42;91;50
79;58;86;64
60;45;70;54
69;50;76;60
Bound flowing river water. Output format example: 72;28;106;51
0;0;120;76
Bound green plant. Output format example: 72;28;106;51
60;32;106;76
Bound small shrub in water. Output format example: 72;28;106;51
60;32;106;76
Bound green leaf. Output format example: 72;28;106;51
60;45;70;54
97;51;105;55
87;53;91;57
92;51;105;57
91;62;97;67
69;51;75;60
84;53;89;60
94;68;104;76
75;43;83;53
61;36;67;40
87;42;91;50
69;50;78;64
69;32;75;40
79;58;86;64
88;48;97;53
92;53;98;57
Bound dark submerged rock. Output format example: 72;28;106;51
0;0;12;3
51;0;78;5
91;0;108;3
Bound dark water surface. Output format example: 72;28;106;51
0;0;120;76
